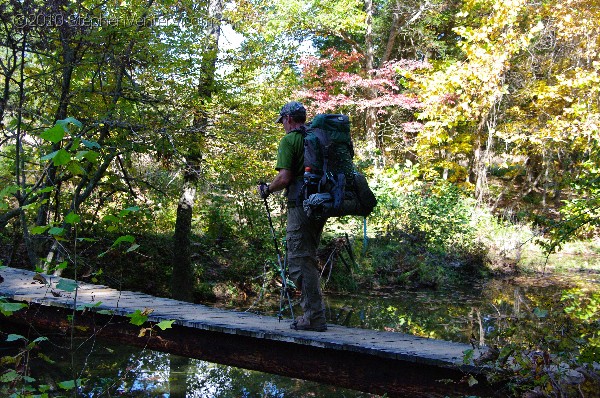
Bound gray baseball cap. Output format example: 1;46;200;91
276;101;306;123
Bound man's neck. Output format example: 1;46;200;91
286;122;304;133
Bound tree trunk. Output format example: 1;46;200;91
171;166;199;302
364;0;383;169
171;0;223;301
382;0;402;64
35;1;77;246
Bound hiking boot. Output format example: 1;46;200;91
290;316;327;332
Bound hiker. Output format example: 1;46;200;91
258;101;328;332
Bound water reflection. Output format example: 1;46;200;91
0;330;377;397
234;272;600;345
324;274;600;344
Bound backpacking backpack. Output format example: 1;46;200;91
299;114;377;219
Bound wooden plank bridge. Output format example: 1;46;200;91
0;266;493;397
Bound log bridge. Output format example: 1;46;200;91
0;266;492;397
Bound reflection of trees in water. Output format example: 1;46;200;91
3;335;368;398
325;274;600;346
105;349;170;395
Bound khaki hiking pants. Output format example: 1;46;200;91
286;206;327;325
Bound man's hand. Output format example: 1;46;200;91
258;182;271;199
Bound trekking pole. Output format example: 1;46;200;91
262;196;295;322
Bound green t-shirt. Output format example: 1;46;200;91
275;129;304;178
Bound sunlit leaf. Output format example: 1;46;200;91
112;235;135;247
156;320;175;330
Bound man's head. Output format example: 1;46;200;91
276;101;306;124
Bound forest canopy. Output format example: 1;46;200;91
0;0;598;284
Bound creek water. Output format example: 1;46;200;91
2;272;599;397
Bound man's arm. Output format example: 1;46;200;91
257;168;294;199
268;168;294;193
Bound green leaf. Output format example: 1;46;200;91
55;261;68;271
75;150;88;160
64;212;81;224
0;370;20;383
48;227;65;236
72;137;81;150
6;334;27;342
112;235;135;247
0;184;19;198
67;162;86;175
462;348;474;364
38;186;55;193
77;237;97;242
82;139;100;149
102;215;120;224
41;150;59;161
53;149;71;166
23;375;36;383
0;302;27;316
58;380;76;390
57;117;83;129
40;124;65;143
83;150;100;162
156;320;175;330
75;150;100;163
38;384;51;392
119;206;140;217
30;225;50;235
56;279;78;292
127;309;148;326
